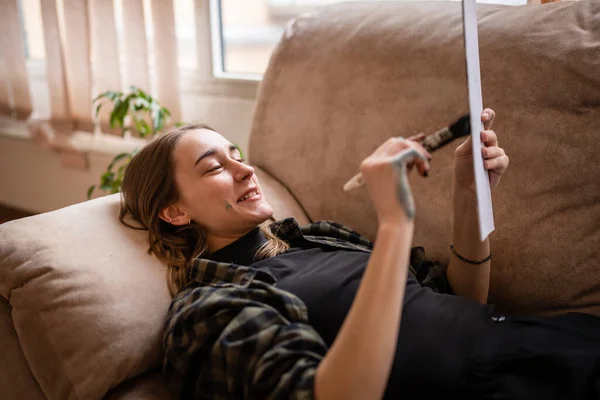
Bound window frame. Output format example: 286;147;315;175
208;0;264;82
209;0;534;79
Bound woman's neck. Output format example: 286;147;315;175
205;226;259;254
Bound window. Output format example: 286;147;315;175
18;0;48;116
11;0;532;123
214;0;529;78
13;0;203;123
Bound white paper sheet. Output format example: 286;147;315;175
462;0;495;241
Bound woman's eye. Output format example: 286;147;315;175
206;159;243;173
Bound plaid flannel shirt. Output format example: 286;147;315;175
163;218;452;399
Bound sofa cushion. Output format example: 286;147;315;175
104;372;170;400
249;0;600;316
255;166;310;224
0;194;171;400
0;297;46;400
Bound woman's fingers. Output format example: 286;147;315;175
407;133;426;143
392;147;429;180
401;140;430;177
481;130;498;147
391;148;427;168
484;154;510;174
481;134;508;173
481;145;505;160
376;137;431;177
411;139;432;160
482;108;495;130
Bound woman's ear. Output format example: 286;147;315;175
159;203;190;226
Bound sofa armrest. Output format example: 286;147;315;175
103;372;171;400
254;166;310;225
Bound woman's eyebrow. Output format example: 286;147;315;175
194;148;215;167
193;145;238;167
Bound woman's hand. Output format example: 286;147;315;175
360;137;430;223
453;108;509;192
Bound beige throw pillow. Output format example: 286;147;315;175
0;194;171;400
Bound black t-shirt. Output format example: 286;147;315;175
209;227;493;397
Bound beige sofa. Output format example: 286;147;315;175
1;1;598;399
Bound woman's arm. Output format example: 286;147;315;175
315;221;413;400
446;188;490;303
315;137;429;400
446;108;508;303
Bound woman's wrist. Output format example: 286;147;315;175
452;179;477;201
452;184;489;258
450;243;491;264
378;216;414;234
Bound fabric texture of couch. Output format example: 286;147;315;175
1;1;598;399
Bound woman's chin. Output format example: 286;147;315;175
240;199;273;223
257;202;274;222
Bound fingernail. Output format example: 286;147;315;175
482;113;489;119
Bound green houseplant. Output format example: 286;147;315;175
87;86;171;199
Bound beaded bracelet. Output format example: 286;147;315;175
450;244;491;265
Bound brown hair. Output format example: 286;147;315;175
119;123;289;295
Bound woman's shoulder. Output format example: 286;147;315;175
166;262;307;325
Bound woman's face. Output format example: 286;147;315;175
165;129;273;246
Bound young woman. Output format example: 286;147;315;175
120;109;600;400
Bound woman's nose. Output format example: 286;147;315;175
233;161;254;181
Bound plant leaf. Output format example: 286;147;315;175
133;97;151;111
135;87;153;102
87;185;95;200
110;177;122;194
92;92;108;103
100;171;115;190
117;163;127;177
110;99;130;130
94;102;103;118
153;111;164;134
134;118;151;137
107;152;131;171
110;99;122;128
93;90;121;103
234;144;245;160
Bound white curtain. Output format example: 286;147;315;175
0;0;182;138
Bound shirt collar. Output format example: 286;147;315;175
208;226;268;265
187;218;374;287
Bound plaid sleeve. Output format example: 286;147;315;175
163;276;327;399
410;246;454;294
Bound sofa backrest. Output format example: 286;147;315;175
249;0;600;315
